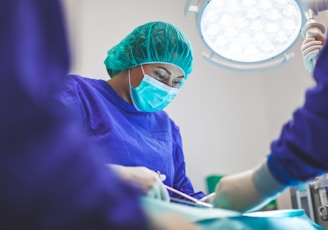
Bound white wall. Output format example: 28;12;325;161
62;0;328;201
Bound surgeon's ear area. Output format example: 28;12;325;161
129;66;144;87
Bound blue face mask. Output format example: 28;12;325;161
129;66;180;112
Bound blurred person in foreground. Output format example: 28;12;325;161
0;1;199;229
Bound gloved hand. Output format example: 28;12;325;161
212;160;286;212
146;177;170;201
108;164;170;201
199;192;215;203
301;27;326;73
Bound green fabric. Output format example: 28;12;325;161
104;21;193;78
206;174;224;193
141;197;324;230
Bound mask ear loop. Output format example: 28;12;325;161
140;64;145;75
128;68;139;110
128;68;133;88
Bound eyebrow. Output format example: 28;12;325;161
157;66;184;79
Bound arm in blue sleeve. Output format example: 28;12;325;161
269;41;328;186
213;38;328;212
0;1;148;229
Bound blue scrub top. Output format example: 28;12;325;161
0;1;148;229
58;74;205;200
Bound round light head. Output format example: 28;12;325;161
198;0;304;63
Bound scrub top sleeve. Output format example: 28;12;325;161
268;43;328;186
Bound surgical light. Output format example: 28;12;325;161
185;0;328;71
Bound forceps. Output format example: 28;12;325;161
164;185;213;208
155;171;213;208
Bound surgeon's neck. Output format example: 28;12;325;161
107;70;132;104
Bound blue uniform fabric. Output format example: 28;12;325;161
0;0;148;229
268;41;328;186
58;74;205;200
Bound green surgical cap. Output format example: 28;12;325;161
104;21;194;78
